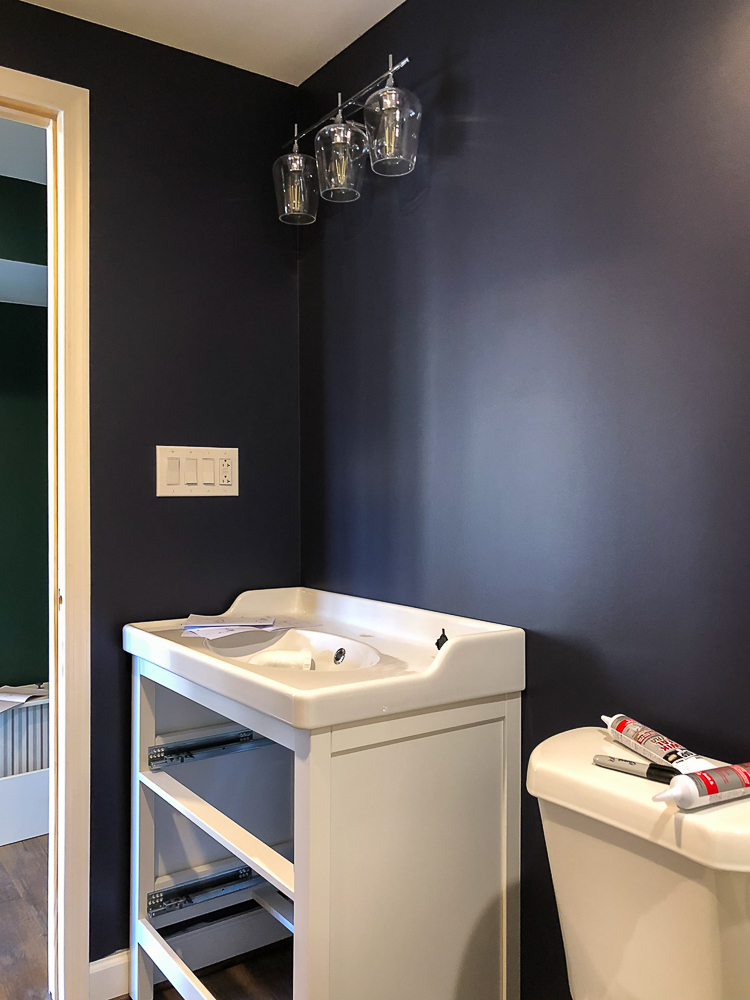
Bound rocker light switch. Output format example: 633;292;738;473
156;446;239;497
166;457;180;486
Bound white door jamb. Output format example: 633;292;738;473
0;65;91;1000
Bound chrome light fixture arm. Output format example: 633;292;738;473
283;55;410;148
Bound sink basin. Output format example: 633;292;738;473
123;587;525;729
208;629;380;672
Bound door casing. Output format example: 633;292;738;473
0;64;90;1000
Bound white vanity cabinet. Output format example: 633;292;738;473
125;587;525;1000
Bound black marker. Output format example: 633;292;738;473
593;754;677;785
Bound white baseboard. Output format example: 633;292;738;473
0;768;49;846
89;906;290;1000
89;949;129;1000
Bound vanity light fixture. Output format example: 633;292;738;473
273;56;420;224
364;56;422;176
315;94;369;202
272;124;319;225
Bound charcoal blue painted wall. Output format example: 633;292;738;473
299;2;750;996
0;0;299;960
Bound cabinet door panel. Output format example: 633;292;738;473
329;720;505;1000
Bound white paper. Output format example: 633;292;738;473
183;614;276;628
0;684;49;714
181;615;316;640
182;626;261;639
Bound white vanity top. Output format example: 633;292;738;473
123;587;525;729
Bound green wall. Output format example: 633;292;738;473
0;175;46;265
0;146;47;685
0;304;47;684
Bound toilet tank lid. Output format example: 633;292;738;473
527;727;750;872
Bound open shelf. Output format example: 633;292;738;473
141;769;295;900
152;936;293;1000
139;918;217;1000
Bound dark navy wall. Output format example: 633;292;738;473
299;2;750;996
0;0;299;960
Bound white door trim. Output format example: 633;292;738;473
0;66;91;1000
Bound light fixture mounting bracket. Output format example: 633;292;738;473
282;55;410;149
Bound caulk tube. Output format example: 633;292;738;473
654;763;750;810
601;714;715;774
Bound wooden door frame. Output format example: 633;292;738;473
0;66;90;1000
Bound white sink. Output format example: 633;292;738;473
123;587;525;728
209;628;381;672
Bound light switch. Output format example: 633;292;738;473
166;457;180;486
156;446;238;496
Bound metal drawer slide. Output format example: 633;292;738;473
148;729;273;770
148;864;295;933
148;866;260;917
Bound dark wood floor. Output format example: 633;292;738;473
0;835;48;1000
156;940;293;1000
0;836;290;1000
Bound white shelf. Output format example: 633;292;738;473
140;768;294;900
250;881;294;933
137;919;215;1000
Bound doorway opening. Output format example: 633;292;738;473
0;66;90;1000
0;112;50;1000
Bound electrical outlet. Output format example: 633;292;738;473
156;446;238;496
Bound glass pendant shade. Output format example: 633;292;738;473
273;151;318;225
314;120;369;202
364;84;422;176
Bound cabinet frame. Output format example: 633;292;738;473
131;655;521;1000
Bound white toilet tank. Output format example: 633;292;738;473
527;727;750;1000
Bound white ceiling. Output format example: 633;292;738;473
22;0;405;86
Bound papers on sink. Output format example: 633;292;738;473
181;614;316;639
181;614;275;639
0;683;49;715
183;614;276;629
183;626;260;638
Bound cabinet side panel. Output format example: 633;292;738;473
330;720;505;1000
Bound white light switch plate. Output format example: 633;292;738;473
156;446;239;497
